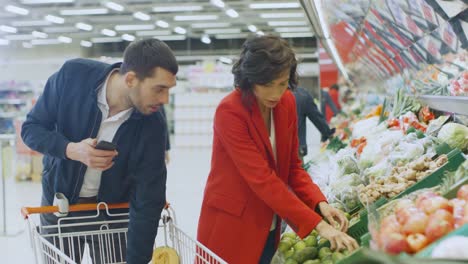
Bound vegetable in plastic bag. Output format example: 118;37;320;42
437;123;468;152
337;156;360;175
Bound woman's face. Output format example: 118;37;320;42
253;70;290;109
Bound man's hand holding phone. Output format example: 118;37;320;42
66;138;118;171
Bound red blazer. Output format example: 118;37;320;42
197;89;327;263
326;89;341;122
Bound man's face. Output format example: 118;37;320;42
253;70;290;109
128;67;176;115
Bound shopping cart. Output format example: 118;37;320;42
21;201;227;264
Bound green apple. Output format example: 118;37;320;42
304;236;318;247
293;241;307;252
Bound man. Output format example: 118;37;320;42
324;84;341;123
21;39;177;263
293;87;335;158
159;106;171;164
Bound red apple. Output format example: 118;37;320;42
457;185;468;201
396;207;423;225
381;214;402;233
402;212;429;235
418;196;452;215
415;191;438;208
425;209;455;242
450;198;466;228
406;233;429;253
381;232;411;254
395;199;416;214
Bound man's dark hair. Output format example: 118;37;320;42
120;38;178;80
232;35;298;106
330;84;340;91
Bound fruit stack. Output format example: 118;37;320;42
278;230;351;264
375;185;468;255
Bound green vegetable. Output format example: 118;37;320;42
337;156;360;175
437;123;468;152
326;137;347;153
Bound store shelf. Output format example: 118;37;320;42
0;112;20;118
0;99;27;104
418;95;468;116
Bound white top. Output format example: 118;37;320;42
79;69;134;197
269;110;277;231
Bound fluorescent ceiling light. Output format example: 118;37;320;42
75;22;93;31
60;8;108;16
260;13;304;18
219;57;232;64
80;40;92;47
5;34;35;40
249;2;300;9
104;1;124;12
225;9;239;18
11;20;51;27
174;27;186;34
0;39;10;45
274;27;311;33
248;25;257;32
101;28;117;36
156;20;169;28
210;0;225;8
121;34;135;41
205;28;241;34
154;35;186;41
280;32;314;38
133;12;150;21
22;42;32;48
191;22;230;28
115;24;154;31
21;0;74;4
174;15;218;21
268;21;308;26
257;31;265;36
153;5;202;12
91;37;122;43
32;30;48;38
43;26;77;33
0;25;17;33
31;39;61;45
58;36;72;43
136;30;171;37
5;5;29;16
45;14;65;24
215;33;247;39
201;35;211;44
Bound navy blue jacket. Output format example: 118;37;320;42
21;58;167;264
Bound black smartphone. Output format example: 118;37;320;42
95;140;117;151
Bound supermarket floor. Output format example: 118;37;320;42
0;125;321;263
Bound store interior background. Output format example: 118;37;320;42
0;1;327;262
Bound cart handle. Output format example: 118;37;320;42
21;202;170;219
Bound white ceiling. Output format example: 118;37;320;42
0;0;315;49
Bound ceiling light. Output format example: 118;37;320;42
121;34;135;41
191;22;231;28
154;35;186;41
280;32;314;38
22;42;32;48
248;25;257;32
5;34;35;40
101;28;117;36
115;24;154;31
249;2;300;9
210;0;225;8
0;39;10;45
268;21;308;26
260;13;304;18
45;15;65;24
58;36;72;43
60;8;108;16
174;27;186;34
226;9;239;18
201;35;211;44
32;39;61;45
21;0;74;4
0;25;17;33
32;30;48;38
136;30;171;37
156;20;169;28
104;1;124;12
43;26;77;33
5;5;29;16
174;15;218;21
153;5;203;12
274;27;311;33
11;20;51;27
80;40;92;47
75;22;93;31
205;28;241;34
219;57;233;64
91;37;122;43
133;12;150;21
257;31;265;36
215;33;247;39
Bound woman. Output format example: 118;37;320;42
197;35;358;264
